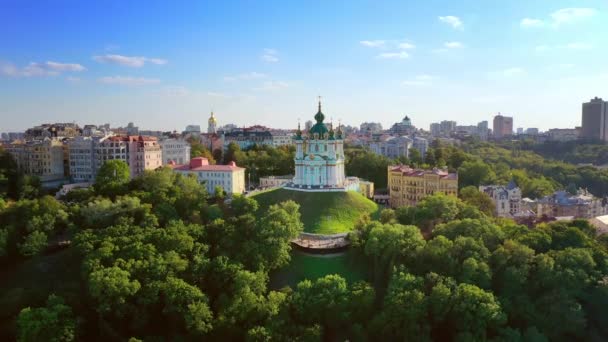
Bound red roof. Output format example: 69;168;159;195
170;157;244;172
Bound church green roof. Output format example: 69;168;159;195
309;100;329;138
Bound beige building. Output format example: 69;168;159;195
169;157;245;195
388;165;458;208
259;175;293;188
535;189;608;219
6;138;67;181
358;180;374;199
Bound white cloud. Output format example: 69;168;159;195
402;74;437;86
93;54;167;67
223;72;267;82
398;42;416;49
254;81;289;91
261;48;279;63
551;8;596;26
438;16;463;29
535;45;550;52
520;7;597;29
0;61;86;77
444;41;463;48
360;40;386;48
45;61;86;72
377;51;409;59
520;18;544;28
98;76;160;85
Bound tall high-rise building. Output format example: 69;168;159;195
581;97;608;141
493;114;513;138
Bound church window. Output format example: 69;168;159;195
315;144;319;152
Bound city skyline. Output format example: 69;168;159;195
1;0;607;132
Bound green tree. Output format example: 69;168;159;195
94;160;130;197
17;294;77;342
458;160;496;188
459;186;495;216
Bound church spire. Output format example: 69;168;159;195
318;95;322;113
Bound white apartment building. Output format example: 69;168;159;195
480;182;522;217
159;138;191;165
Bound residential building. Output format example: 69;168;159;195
479;181;522;217
388;165;458;208
360;122;383;134
581;97;608;141
269;130;294;146
525;128;539;135
169;157;245;195
96;136;162;178
159;138;191;165
359;180;374;199
68;136;99;183
430;123;441;136
516;128;524;135
304;120;313;131
536;189;608;219
184;125;201;135
370;136;412;159
547;128;579;141
412;137;428;158
259;175;293;188
223;126;273;149
493;114;513;138
25;123;80;139
6;138;67;182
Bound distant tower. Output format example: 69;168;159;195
208;112;217;134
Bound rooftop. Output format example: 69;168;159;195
169;157;244;172
389;165;458;180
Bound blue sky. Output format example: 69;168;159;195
1;0;607;132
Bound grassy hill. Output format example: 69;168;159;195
252;188;379;234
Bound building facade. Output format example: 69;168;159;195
536;189;608;219
96;136;162;178
370;136;413;159
170;157;245;195
259;175;293;188
388;165;458;208
293;101;346;188
223;126;273;150
581;97;608;141
159;138;191;165
68;136;99;183
270;130;294;147
6;138;67;182
479;182;522;217
493;114;513;138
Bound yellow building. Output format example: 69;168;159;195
388;165;458;208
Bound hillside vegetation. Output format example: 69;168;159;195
253;188;379;234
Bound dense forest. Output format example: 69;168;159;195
2;143;608;341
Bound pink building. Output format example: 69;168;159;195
169;157;245;195
97;136;162;178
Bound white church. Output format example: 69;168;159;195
288;100;359;192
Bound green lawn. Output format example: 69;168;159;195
269;250;368;290
252;188;379;234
